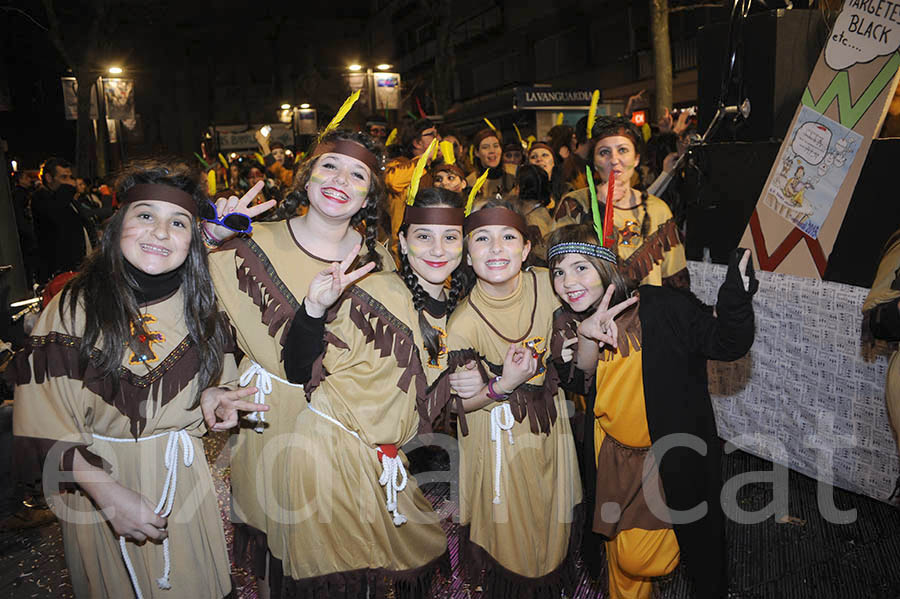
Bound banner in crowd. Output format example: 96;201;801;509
103;78;135;121
739;3;900;279
689;261;899;504
214;124;294;151
374;72;401;110
61;77;98;120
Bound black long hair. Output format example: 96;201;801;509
516;164;552;208
59;160;229;407
278;129;385;271
398;187;469;363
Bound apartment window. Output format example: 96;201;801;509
534;27;585;80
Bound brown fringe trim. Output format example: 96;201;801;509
8;332;199;439
231;522;270;579
431;349;489;437
552;196;587;223
12;436;111;493
458;503;584;599
222;236;303;361
599;300;642;362
270;548;450;599
620;218;683;284
550;307;595;393
305;287;428;419
443;349;560;436
662;266;691;290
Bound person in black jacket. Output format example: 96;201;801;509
30;158;91;283
548;223;756;598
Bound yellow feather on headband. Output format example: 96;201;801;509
483;117;498;133
407;138;438;206
465;169;491;217
587;89;600;139
440;140;456;165
513;123;526;150
556;112;564;126
218;153;228;168
319;90;361;142
385;128;398;146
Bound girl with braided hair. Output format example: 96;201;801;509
204;129;395;594
278;187;481;597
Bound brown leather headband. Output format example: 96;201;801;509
403;206;465;226
310;139;380;173
463;206;527;236
122;183;198;217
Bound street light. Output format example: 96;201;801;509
348;64;362;71
376;64;392;71
108;66;123;75
300;103;310;109
280;103;291;110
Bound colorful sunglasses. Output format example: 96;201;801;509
199;199;253;234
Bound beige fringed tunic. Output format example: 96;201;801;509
443;267;582;593
555;190;689;288
11;290;233;599
275;271;448;596
207;220;394;566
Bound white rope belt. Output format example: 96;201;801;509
93;430;195;599
490;404;515;505
239;361;304;433
307;405;408;526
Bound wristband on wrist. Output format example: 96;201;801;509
486;375;510;401
201;223;223;248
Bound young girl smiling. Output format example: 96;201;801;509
548;222;756;599
442;199;582;597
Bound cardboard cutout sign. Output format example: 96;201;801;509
739;4;900;278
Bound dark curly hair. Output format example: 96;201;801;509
60;160;229;407
279;129;386;271
397;187;469;363
590;116;646;157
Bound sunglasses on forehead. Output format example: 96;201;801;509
199;199;253;234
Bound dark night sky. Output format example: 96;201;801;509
1;1;373;171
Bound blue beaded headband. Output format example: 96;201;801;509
547;241;617;265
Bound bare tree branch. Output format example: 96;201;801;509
41;0;74;68
669;2;724;12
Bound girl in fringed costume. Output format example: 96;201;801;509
466;124;517;203
205;117;395;591
439;198;582;598
555;117;690;290
10;162;267;598
278;187;481;597
547;188;756;597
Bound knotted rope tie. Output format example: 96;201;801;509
239;361;304;433
95;430;194;598
378;445;408;526
490;403;515;504
308;405;409;526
